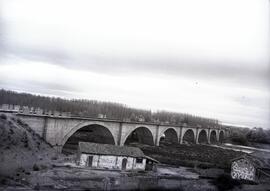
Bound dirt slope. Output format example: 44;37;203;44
0;113;57;177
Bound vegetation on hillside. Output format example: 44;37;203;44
246;127;270;144
0;113;57;177
0;89;219;126
228;126;270;146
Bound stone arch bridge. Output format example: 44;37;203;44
13;113;229;153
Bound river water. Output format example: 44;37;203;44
210;143;270;154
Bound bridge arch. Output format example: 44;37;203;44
158;127;178;145
210;130;218;144
182;128;196;144
122;126;155;146
61;121;118;154
197;129;208;144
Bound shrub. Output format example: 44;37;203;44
33;164;40;171
211;174;242;191
51;156;58;160
21;132;29;148
9;128;14;134
39;164;47;170
34;183;40;190
230;135;248;146
0;114;7;120
0;178;7;185
17;118;23;125
17;167;25;172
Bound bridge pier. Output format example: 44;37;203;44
117;122;123;146
154;125;160;146
178;126;182;144
216;131;220;142
42;117;48;140
195;127;199;144
207;128;211;144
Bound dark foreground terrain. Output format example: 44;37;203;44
1;113;270;190
140;142;243;169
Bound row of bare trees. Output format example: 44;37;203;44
0;89;219;126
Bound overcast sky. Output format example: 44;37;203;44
0;0;269;128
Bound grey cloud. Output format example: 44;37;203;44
233;95;269;109
0;78;79;98
1;44;270;90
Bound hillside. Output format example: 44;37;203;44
0;113;57;177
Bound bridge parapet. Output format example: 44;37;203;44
0;104;229;131
0;104;72;117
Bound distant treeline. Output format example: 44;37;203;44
246;127;270;144
229;126;270;145
0;89;219;126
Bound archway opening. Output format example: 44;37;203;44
219;131;225;143
159;128;178;145
122;158;127;170
124;127;154;146
182;129;195;144
198;130;208;144
62;124;115;155
210;131;218;144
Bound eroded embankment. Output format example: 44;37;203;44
0;113;57;177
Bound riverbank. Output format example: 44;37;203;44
0;165;222;190
2;164;270;191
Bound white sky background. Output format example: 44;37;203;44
0;0;269;128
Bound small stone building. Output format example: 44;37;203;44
77;142;158;171
231;151;270;183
